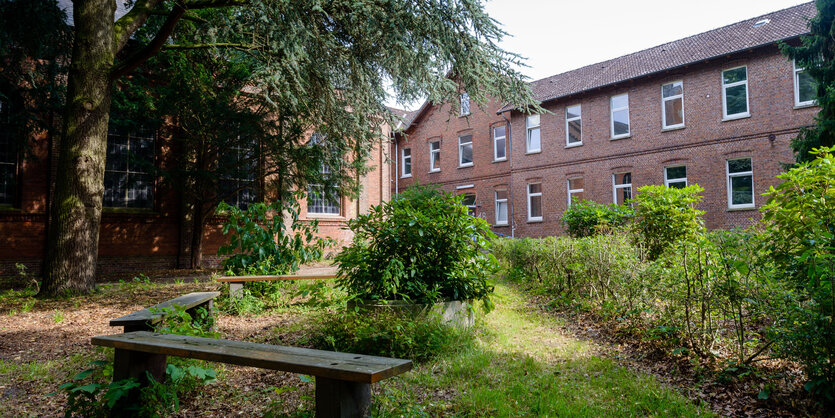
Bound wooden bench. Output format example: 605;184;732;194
91;331;412;417
110;292;220;332
217;274;337;298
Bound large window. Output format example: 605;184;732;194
308;163;341;215
462;193;476;216
612;172;632;205
610;94;630;139
565;105;582;146
458;135;473;167
429;141;441;172
526;114;541;153
219;140;258;210
493;125;507;161
567;177;584;207
0;99;15;206
722;66;749;119
662;81;684;129
664;166;687;189
794;60;817;107
527;183;542;222
460;92;470;116
401;147;411;177
103;128;155;209
726;158;754;209
494;189;508;225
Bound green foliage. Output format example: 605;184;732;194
56;360;138;418
631;184;705;260
218;199;331;275
151;305;219;339
561;199;633;238
762;146;835;401
335;185;497;307
780;1;835;162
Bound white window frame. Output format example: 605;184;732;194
527;183;543;222
565;105;582;147
401;147;411;178
494;189;508;225
493;125;507;161
458;135;473;167
567;177;584;207
721;66;750;120
307;163;342;216
460;92;470;116
664;166;688;188
526;114;541;153
462;193;477;216
726;158;755;209
612;172;633;204
429;141;440;172
610;94;630;139
661;81;685;129
793;60;816;107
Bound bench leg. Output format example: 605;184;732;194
186;299;215;332
229;282;243;299
314;377;371;418
111;348;167;413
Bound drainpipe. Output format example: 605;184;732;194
501;110;514;238
393;135;399;197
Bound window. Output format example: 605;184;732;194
401;147;411;177
565;105;581;146
103;128;155;209
308;163;341;215
219;139;258;210
661;81;684;129
429;141;441;172
794;60;817;107
0;99;15;206
527;183;542;221
526;114;540;153
567;177;584;207
610;94;630;138
726;158;754;209
458;135;473;167
493;125;507;161
495;190;508;225
460;92;470;116
612;172;632;205
462;193;476;216
664;166;687;189
722;66;749;119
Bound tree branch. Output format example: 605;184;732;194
183;0;249;9
163;43;254;51
111;4;187;79
113;0;167;53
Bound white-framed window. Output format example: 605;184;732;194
664;166;687;189
612;172;632;205
0;99;15;206
661;81;684;129
429;141;441;172
567;177;584;207
104;128;155;209
610;94;630;139
565;105;582;146
401;147;411;177
458;135;473;167
722;66;749;119
462;193;476;216
794;60;817;107
494;189;508;225
726;158;754;209
307;163;341;215
460;92;470;116
527;183;542;222
219;138;259;210
526;114;541;153
493;125;507;161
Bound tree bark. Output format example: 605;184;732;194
39;0;116;296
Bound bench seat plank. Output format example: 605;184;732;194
92;331;412;384
110;292;220;328
217;274;336;283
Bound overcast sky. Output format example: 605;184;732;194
387;0;810;110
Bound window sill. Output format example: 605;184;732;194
459;113;471;118
458;164;474;169
727;205;756;212
662;125;685;132
610;134;631;141
307;213;345;219
493;158;507;163
722;113;750;122
527;218;543;224
525;150;541;155
565;142;583;149
494;223;509;227
794;102;817;109
400;174;412;179
428;169;440;174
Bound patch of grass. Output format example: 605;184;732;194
52;310;65;323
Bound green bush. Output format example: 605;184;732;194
335;185;496;307
561;199;633;238
631;184;705;260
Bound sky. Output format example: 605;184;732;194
387;0;810;110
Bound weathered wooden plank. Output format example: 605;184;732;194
110;292;220;327
315;377;370;418
217;274;337;283
91;332;413;383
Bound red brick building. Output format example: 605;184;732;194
393;2;818;237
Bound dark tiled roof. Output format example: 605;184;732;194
499;2;816;112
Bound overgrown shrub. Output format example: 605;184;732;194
335;184;496;307
631;184;705;260
561;199;633;238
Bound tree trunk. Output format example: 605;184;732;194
39;0;115;296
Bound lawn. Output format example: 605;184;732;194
0;275;709;416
